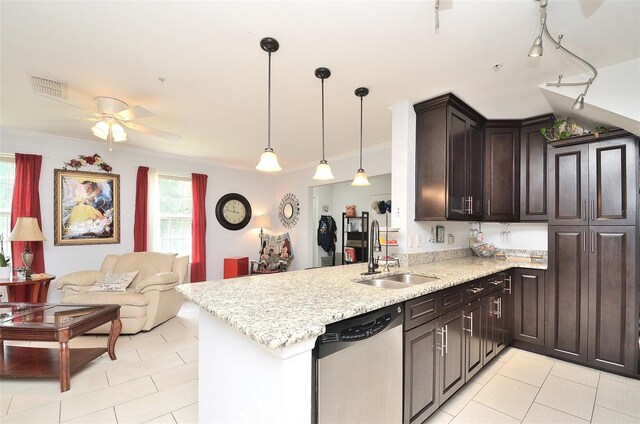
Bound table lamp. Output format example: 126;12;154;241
254;215;271;243
8;217;46;277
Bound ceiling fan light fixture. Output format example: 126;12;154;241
256;148;282;172
91;120;110;140
111;122;128;142
313;160;334;180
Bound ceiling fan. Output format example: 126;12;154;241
41;95;181;145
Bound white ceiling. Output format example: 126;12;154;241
1;1;639;170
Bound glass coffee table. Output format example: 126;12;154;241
0;303;121;392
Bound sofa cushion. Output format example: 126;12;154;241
111;252;177;290
88;271;139;292
62;291;150;307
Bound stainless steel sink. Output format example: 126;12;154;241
356;273;440;289
382;274;439;285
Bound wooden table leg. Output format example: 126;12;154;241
59;340;70;392
28;282;42;304
38;281;52;303
107;318;121;360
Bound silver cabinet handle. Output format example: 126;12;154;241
468;196;473;214
504;276;512;294
489;279;502;286
437;328;445;357
499;298;502;319
469;287;484;294
487;199;491;215
591;231;595;253
582;200;587;221
463;313;474;337
444;324;448;354
591;200;595;221
493;298;501;317
583;231;586;252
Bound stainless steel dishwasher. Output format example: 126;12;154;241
315;304;403;424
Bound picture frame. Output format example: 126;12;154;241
53;169;120;246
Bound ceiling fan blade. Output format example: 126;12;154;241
120;121;181;142
34;93;101;117
114;105;153;121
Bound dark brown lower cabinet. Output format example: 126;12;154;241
464;300;484;380
404;320;439;424
547;225;638;376
438;309;466;404
513;269;546;346
482;291;507;363
587;226;637;374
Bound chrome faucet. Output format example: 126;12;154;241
365;219;381;274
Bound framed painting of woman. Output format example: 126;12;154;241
53;169;120;245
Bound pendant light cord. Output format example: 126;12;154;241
321;77;325;161
267;52;272;150
359;95;363;169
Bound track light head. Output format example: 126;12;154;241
571;93;585;110
528;36;543;57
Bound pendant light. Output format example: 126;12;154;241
352;87;370;186
312;67;334;180
256;37;282;172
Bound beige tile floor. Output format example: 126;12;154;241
1;302;639;423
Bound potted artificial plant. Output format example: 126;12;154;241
0;234;11;278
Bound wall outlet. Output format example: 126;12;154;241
408;234;415;248
394;206;401;217
416;235;422;247
447;234;455;244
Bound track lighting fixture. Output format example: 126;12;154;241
313;67;334;180
528;0;597;110
256;37;282;173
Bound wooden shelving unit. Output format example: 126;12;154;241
342;212;369;265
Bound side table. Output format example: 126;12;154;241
0;274;55;303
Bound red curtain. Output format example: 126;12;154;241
11;154;44;300
191;173;208;283
133;166;149;252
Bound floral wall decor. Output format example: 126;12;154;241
63;153;113;173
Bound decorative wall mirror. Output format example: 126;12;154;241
279;193;300;228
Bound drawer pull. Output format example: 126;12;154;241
469;287;484;294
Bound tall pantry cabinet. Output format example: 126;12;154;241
547;132;639;375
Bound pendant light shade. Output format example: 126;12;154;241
528;36;543;57
313;67;334;180
352;87;370;186
571;93;585;110
256;37;282;173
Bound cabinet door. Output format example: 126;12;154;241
588;226;637;374
520;123;548;221
513;269;546;346
502;271;514;345
546;227;589;362
447;108;470;220
438;309;466;404
548;144;589;225
468;123;484;220
464;300;484;380
588;138;637;226
404;320;439;424
493;291;507;355
482;294;497;363
484;127;520;222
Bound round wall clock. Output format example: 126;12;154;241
278;193;300;228
215;193;252;231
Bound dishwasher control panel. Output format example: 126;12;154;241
319;305;403;346
340;313;391;341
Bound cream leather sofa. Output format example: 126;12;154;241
56;252;189;334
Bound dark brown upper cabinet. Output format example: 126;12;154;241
548;133;637;226
520;115;554;221
415;93;485;221
483;122;520;222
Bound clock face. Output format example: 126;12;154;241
215;193;252;230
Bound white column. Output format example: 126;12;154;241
199;310;315;423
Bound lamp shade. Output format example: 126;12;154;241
571;93;585;110
111;122;128;142
313;160;334;180
9;217;46;242
254;215;272;229
351;169;371;186
528;36;543;57
91;120;110;140
256;148;282;172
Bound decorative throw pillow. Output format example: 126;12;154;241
88;271;139;292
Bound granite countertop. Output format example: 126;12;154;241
176;257;546;351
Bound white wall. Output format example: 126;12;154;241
0;128;275;301
274;144;392;270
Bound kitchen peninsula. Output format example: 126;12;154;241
176;253;546;423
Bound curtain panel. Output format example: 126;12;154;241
11;153;44;300
133;166;149;252
191;173;208;283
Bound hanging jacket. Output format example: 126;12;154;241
317;215;337;253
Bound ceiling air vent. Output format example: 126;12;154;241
29;75;67;99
